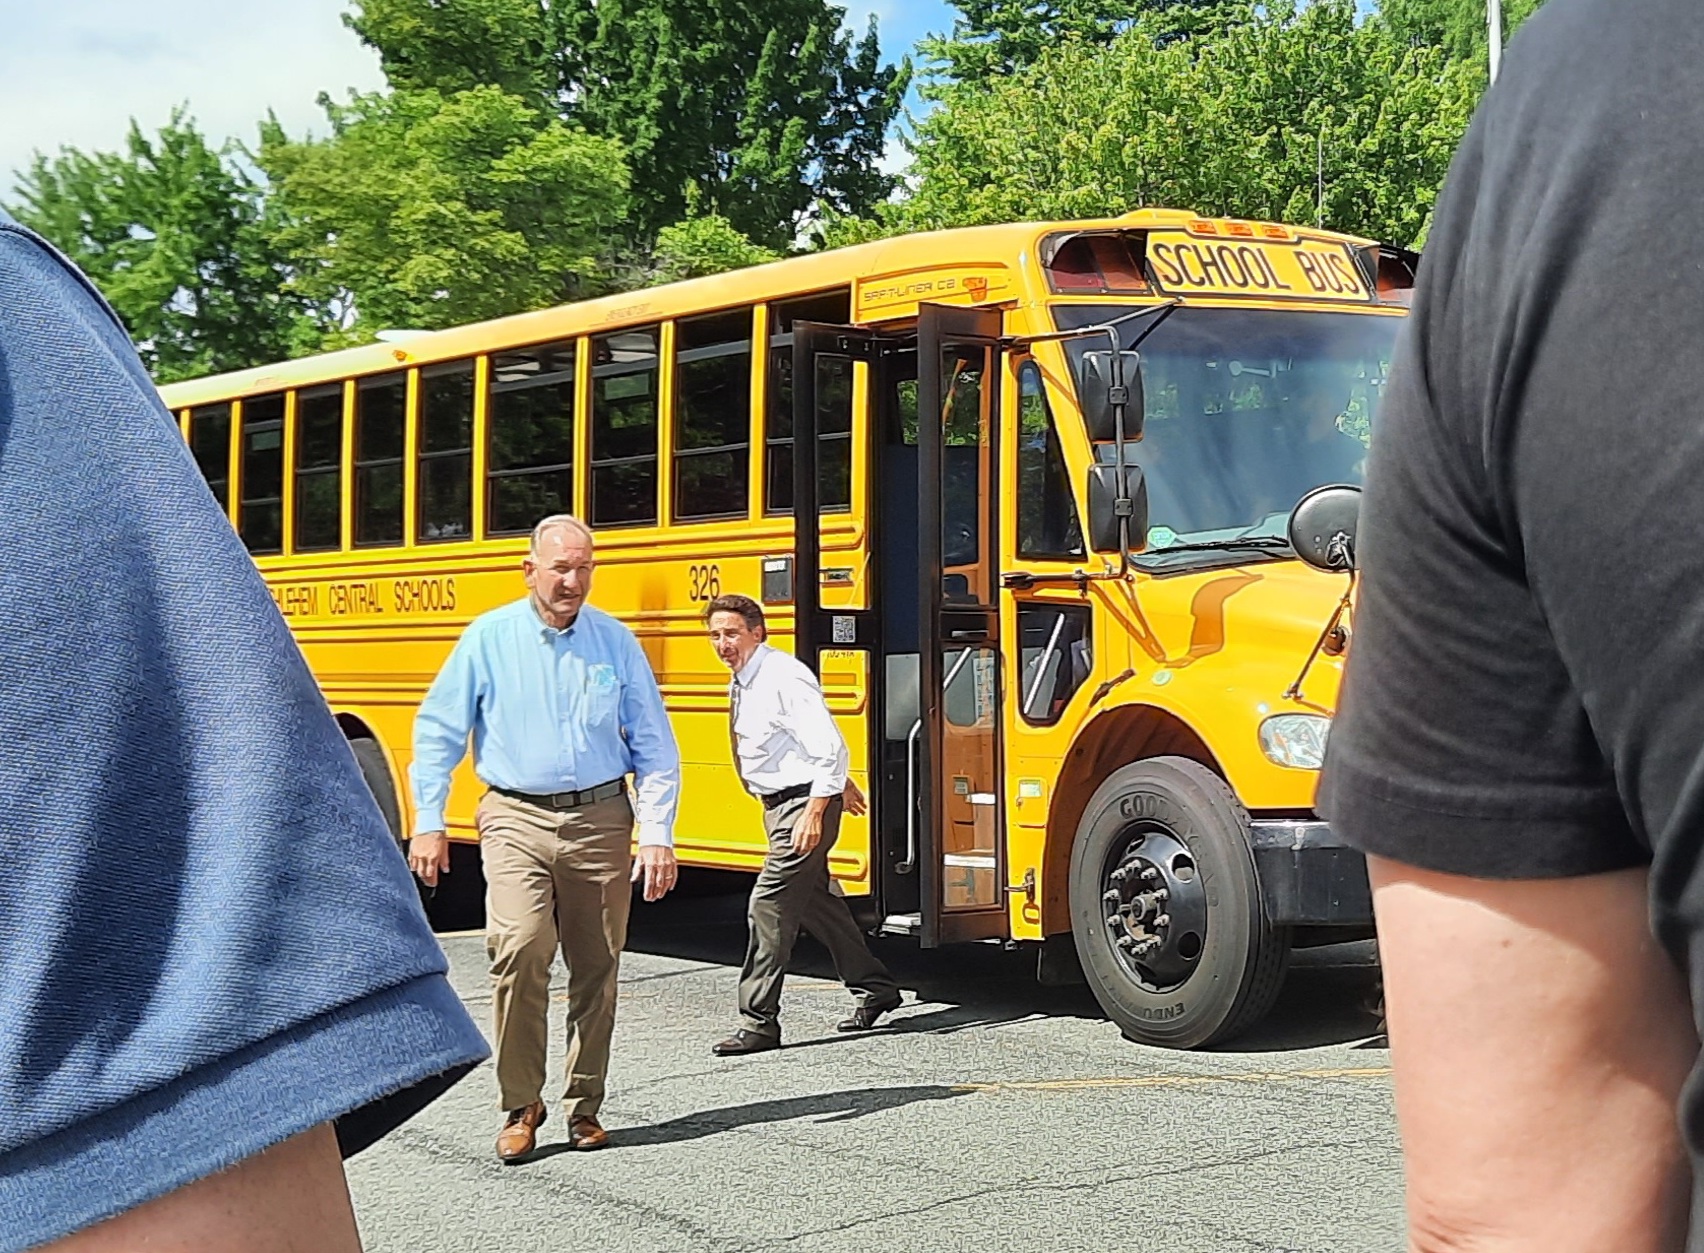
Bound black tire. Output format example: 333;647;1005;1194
1069;756;1290;1048
350;737;404;847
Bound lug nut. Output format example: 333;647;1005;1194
1141;867;1160;883
1153;914;1171;929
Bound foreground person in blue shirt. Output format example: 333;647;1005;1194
408;514;682;1162
0;221;489;1250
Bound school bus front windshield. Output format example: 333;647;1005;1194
1058;304;1400;564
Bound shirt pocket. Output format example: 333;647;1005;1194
584;662;620;728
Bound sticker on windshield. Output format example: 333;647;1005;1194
1147;525;1178;549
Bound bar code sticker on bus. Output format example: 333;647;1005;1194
832;615;855;644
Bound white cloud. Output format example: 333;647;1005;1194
1;0;383;193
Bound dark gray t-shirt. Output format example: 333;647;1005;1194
1319;0;1704;1225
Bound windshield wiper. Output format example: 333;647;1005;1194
1148;536;1294;555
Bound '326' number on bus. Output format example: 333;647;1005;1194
688;563;721;602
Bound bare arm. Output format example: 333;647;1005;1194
45;1123;361;1253
1370;856;1696;1253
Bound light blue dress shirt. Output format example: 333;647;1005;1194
409;598;681;845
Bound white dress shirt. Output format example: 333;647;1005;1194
730;644;848;798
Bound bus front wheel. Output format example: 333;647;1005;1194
1069;757;1290;1048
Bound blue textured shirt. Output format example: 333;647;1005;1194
0;214;489;1251
409;598;682;845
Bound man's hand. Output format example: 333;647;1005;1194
791;798;831;856
632;845;678;902
408;831;451;887
842;779;868;818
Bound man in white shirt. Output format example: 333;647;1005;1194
703;594;902;1055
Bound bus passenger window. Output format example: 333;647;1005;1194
419;360;474;542
489;340;577;535
294;384;343;552
674;309;752;521
591;327;659;527
189;402;232;510
355;373;407;546
1016;603;1092;725
239;393;285;555
766;290;852;514
1017;363;1085;560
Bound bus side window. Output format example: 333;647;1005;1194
294;383;344;552
240;393;285;555
489;340;577;535
766;289;852;514
674;308;752;521
1016;603;1092;725
355;373;407;547
419;360;475;542
591;326;660;527
189;402;233;511
1017;362;1085;560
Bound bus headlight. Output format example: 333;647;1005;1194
1259;714;1331;770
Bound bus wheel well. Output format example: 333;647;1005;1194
1040;705;1222;935
335;713;377;742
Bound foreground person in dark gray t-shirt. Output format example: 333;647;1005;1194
1319;0;1704;1246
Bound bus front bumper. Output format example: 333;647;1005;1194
1248;820;1372;926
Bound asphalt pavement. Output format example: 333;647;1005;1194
347;869;1403;1253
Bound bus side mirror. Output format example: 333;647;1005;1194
1287;484;1362;572
1078;350;1145;442
1087;464;1149;554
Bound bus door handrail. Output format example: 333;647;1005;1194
898;646;977;875
1022;610;1069;720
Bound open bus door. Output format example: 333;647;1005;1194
792;305;1008;948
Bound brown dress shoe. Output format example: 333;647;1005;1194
568;1114;609;1151
495;1101;547;1163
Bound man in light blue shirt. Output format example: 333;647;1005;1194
407;514;680;1162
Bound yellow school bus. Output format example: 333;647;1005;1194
158;209;1414;1047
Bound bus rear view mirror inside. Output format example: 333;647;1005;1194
1077;349;1145;442
1087;463;1149;554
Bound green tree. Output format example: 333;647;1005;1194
651;213;781;284
1381;0;1545;61
344;0;909;249
6;111;321;382
260;85;629;339
921;0;1247;81
833;0;1476;250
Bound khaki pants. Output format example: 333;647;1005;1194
477;789;633;1116
738;794;900;1038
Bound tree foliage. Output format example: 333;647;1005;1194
651;213;781;284
920;0;1247;81
830;0;1478;250
1382;0;1544;61
345;0;909;248
259;86;628;338
8;111;320;382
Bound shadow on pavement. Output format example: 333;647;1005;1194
435;861;1385;1053
528;1084;969;1157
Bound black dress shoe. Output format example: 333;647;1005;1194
711;1029;781;1056
837;995;903;1032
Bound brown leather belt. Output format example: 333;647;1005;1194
491;779;626;810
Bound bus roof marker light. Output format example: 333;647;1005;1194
1186;219;1219;235
1225;222;1255;238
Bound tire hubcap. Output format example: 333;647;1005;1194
1102;827;1208;990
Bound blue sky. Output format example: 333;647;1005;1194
0;1;958;192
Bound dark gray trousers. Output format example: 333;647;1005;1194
738;794;900;1038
